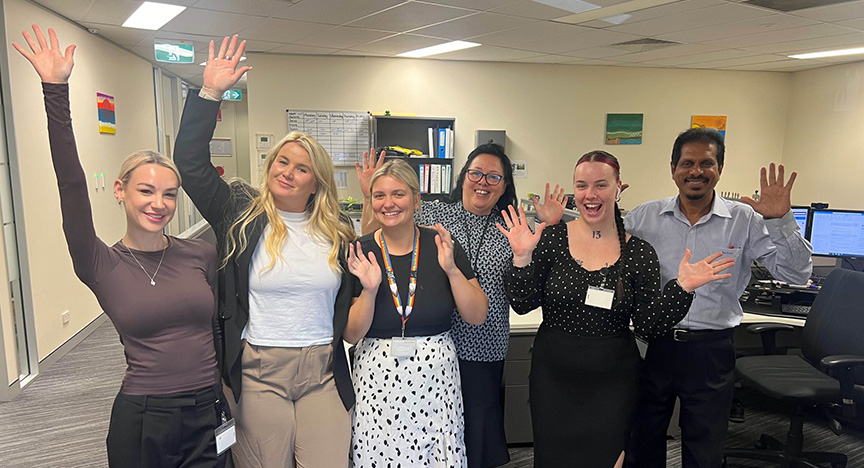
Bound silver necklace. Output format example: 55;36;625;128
122;238;168;286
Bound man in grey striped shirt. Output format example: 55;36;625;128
624;127;813;468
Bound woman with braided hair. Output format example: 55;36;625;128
497;150;735;467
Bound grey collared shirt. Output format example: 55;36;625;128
624;194;813;330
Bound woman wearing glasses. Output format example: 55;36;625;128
357;144;566;467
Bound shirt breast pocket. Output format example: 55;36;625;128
711;247;742;285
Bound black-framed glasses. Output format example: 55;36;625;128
466;170;504;186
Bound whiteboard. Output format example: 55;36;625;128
287;110;371;166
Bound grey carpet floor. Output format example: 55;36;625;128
1;321;861;467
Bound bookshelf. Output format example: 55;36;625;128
372;116;455;201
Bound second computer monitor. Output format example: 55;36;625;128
809;209;864;258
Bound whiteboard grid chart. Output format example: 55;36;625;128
287;110;371;166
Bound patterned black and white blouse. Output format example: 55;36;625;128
416;200;512;362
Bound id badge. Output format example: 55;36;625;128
390;337;417;358
215;418;236;455
585;286;614;310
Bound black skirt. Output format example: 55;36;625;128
529;324;641;468
459;359;510;467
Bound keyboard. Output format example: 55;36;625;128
781;304;811;316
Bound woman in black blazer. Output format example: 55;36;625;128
174;35;356;467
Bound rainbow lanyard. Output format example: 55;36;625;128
376;228;419;337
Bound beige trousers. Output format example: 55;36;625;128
226;341;350;468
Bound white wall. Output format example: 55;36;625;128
4;0;158;360
246;54;792;210
783;60;864;209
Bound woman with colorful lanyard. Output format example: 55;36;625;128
345;159;488;467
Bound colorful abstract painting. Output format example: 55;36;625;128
97;93;115;134
606;113;643;145
691;115;726;139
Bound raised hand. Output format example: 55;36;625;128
533;183;568;224
676;250;734;292
740;163;796;219
431;224;459;275
355;148;386;197
347;242;381;292
496;205;546;267
12;25;75;83
202;35;251;98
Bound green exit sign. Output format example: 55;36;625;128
154;41;194;63
222;89;242;101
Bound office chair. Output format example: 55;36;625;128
724;268;864;468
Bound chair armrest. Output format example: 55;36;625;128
746;323;796;355
820;354;864;417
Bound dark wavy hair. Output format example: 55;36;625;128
671;127;725;168
449;143;518;211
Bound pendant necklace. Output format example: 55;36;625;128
122;237;167;286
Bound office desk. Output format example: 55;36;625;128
503;308;806;444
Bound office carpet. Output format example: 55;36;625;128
0;321;861;467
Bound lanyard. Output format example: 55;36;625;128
376;228;419;337
464;212;492;277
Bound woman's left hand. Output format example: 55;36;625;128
12;25;75;84
348;242;381;292
676;250;735;292
202;35;251;98
432;224;458;275
533;183;568;224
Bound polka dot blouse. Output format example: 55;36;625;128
506;223;694;338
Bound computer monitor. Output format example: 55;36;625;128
809;209;864;258
791;206;809;239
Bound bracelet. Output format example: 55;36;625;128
676;278;695;294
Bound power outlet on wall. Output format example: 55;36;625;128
61;310;70;325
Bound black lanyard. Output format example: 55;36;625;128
464;212;493;277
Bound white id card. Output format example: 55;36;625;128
215;418;236;455
390;337;417;357
585;286;614;310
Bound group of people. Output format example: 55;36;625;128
14;25;813;468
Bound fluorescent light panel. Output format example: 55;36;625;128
122;2;186;30
789;47;864;59
398;41;481;58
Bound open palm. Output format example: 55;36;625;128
203;35;251;96
348;242;381;292
12;25;75;84
497;205;546;266
676;250;735;292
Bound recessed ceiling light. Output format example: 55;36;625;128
200;57;247;66
789;47;864;59
397;41;481;58
534;0;600;14
122;2;186;30
601;14;631;25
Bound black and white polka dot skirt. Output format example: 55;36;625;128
351;332;467;467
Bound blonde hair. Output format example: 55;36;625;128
223;132;355;271
118;150;181;186
370;159;421;198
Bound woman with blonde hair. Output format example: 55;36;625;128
345;159;488;467
14;26;230;467
174;35;356;467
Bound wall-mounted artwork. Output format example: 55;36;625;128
606;113;643;145
97;93;115;134
691;115;726;139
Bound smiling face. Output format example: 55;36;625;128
462;153;507;216
114;164;179;235
573;161;620;225
267;142;318;212
672;141;722;201
371;175;420;229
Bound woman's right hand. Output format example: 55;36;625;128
355;148;386;198
12;25;75;84
496;205;546;267
348;242;381;292
202;35;251;98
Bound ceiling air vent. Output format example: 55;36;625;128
743;0;856;12
609;38;680;52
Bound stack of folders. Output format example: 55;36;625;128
427;127;455;159
418;164;452;194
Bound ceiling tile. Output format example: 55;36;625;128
639;48;759;66
161;8;267;36
655;13;818;43
789;0;864;22
435;44;541;61
562;46;634;58
83;0;145;24
836;18;864;31
743;32;864;54
272;0;406;26
468;21;585;47
336;50;391;57
606;43;721;62
578;0;723;28
421;0;516;11
608;3;773;36
31;0;95;22
348;34;446;55
412;12;536;40
489;0;575;20
242;40;286;53
721;59;829;71
79;22;155;48
676;53;788;68
346;2;473;32
701;23;855;48
294;27;394;49
189;0;293;17
266;43;341;55
235;17;332;43
511;54;576;63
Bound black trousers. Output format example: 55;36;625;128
459;359;510;468
106;384;231;468
629;330;736;468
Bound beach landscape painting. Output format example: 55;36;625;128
606;113;643;145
